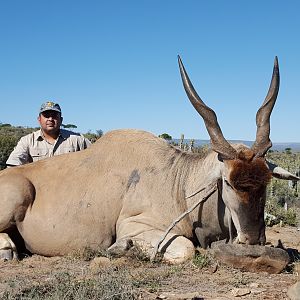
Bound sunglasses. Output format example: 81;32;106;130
41;111;61;119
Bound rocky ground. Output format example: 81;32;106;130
0;226;299;300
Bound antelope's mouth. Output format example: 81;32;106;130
233;232;265;246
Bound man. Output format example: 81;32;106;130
6;101;91;166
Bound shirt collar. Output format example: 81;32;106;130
35;129;44;141
35;128;65;141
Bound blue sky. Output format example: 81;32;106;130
0;1;299;142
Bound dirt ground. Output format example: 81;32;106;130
0;226;299;300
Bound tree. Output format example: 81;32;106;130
62;124;77;129
285;147;292;154
159;133;172;141
96;129;103;138
0;123;12;128
84;129;104;143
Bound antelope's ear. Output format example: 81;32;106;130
267;161;300;181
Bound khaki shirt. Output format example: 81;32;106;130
6;129;91;166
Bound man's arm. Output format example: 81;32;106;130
81;136;92;149
6;136;31;167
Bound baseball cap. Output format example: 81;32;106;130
40;101;61;114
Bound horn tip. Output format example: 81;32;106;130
178;56;184;71
274;56;279;66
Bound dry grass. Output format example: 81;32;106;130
1;227;300;300
1;267;138;300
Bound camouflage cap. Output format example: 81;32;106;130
40;101;61;114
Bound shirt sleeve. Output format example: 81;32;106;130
6;136;31;166
76;135;92;151
84;137;92;148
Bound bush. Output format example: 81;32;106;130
159;133;172;140
266;197;298;226
192;251;211;268
0;135;18;169
265;151;300;226
0;125;37;169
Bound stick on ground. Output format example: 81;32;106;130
151;182;217;261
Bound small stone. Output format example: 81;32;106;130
231;288;251;297
294;263;300;278
156;292;200;299
156;294;167;299
209;263;218;273
211;298;235;300
287;281;300;300
250;288;267;294
249;282;260;288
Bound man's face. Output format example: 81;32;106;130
38;110;62;135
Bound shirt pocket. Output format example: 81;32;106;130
30;149;49;162
57;146;76;155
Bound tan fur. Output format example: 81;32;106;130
0;130;287;261
0;130;203;262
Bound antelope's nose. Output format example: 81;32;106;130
236;232;260;245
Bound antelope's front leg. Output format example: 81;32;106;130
151;233;195;264
118;229;195;264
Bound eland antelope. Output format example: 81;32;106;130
0;56;298;263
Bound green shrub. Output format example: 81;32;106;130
266;197;298;226
0;135;18;169
192;252;211;268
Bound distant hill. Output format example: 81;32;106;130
172;139;300;152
